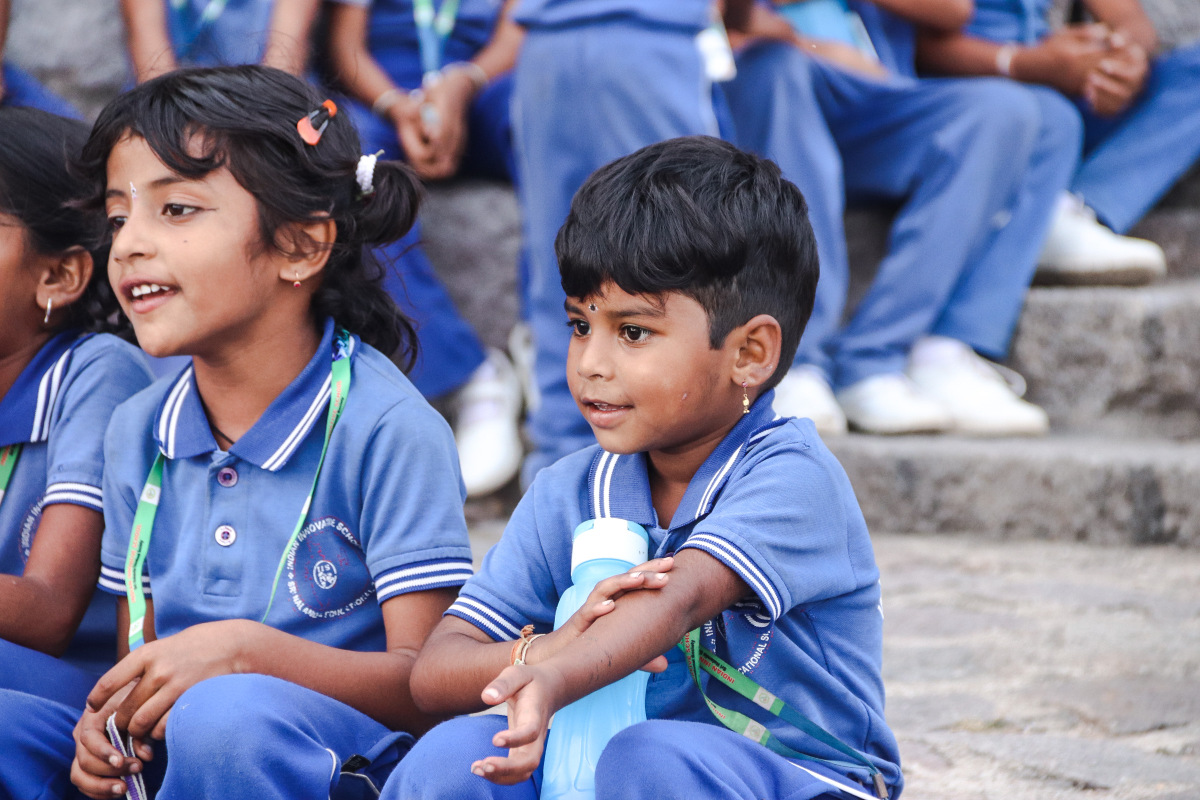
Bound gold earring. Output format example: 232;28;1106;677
43;297;53;325
742;381;750;415
293;271;302;288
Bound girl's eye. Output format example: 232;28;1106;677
163;203;199;218
568;319;590;337
620;325;650;343
107;216;127;233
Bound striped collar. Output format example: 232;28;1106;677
587;389;785;530
0;330;87;448
152;318;357;471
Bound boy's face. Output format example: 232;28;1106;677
566;283;744;461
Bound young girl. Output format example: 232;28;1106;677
56;65;471;798
0;106;154;798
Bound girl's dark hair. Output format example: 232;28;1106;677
75;65;420;362
0;107;122;334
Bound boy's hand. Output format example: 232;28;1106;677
471;663;567;784
1027;24;1111;95
417;70;475;180
71;682;150;799
86;619;254;742
389;93;439;179
541;557;674;672
1083;37;1148;116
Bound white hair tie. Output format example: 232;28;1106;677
356;150;383;196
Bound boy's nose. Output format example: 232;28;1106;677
574;338;612;380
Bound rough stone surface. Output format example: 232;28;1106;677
466;521;1200;799
826;434;1200;546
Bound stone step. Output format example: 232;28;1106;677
1010;278;1200;438
826;433;1200;547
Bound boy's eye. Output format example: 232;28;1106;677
568;319;590;337
620;325;650;343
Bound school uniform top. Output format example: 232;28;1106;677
167;0;275;67
98;319;473;653
848;0;919;77
0;331;154;673
964;0;1049;45
512;0;710;33
329;0;504;89
448;392;903;793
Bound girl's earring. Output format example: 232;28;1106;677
293;271;302;288
742;381;750;415
43;297;53;325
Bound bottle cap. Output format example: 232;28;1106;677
571;518;649;574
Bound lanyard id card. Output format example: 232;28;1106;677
123;330;352;651
0;444;21;509
679;629;890;800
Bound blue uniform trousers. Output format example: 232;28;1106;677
345;74;519;398
725;45;1079;387
514;20;720;481
382;714;855;799
2;63;81;119
0;674;410;800
1071;41;1200;234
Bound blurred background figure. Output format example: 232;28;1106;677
0;0;80;117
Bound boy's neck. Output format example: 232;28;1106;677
191;319;323;447
646;417;740;527
0;331;53;406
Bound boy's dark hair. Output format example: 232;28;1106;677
75;65;419;363
0;107;123;335
557;136;818;391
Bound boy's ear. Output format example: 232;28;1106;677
277;216;337;284
731;314;783;390
36;247;94;322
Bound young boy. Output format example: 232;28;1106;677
381;136;903;800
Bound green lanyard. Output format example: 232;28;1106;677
679;629;890;800
0;444;21;509
413;0;462;78
124;331;352;651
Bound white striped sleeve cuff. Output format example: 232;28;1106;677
42;482;104;512
446;596;524;642
680;533;784;620
98;564;152;597
374;559;474;604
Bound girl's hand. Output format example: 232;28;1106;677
542;557;674;672
87;619;256;741
471;663;567;785
389;94;438;177
1083;40;1148;116
71;682;150;799
418;70;475;180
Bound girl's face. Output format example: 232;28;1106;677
105;135;295;359
0;215;42;356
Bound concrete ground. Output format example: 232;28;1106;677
467;519;1200;799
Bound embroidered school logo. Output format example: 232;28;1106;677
704;604;775;675
19;497;45;565
286;516;373;620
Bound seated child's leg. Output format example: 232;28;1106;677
1071;41;1200;234
0;638;99;707
380;715;539;800
461;73;517;183
157;674;411;800
0;689;81;800
595;719;852;800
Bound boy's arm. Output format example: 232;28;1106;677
471;549;748;785
121;0;179;82
857;0;973;32
261;0;322;75
1082;0;1156;52
917;24;1108;92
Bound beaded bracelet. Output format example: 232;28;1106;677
510;624;546;666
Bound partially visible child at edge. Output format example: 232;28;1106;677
15;65;470;798
0;107;152;788
381;136;903;800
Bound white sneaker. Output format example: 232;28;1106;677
772;366;848;435
836;373;953;435
907;336;1049;436
507;322;538;414
455;348;524;498
1036;194;1166;286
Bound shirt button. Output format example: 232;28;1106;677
216;467;238;487
214;525;237;547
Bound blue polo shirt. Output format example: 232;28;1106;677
448;393;902;791
330;0;504;87
848;0;919;77
167;0;275;66
512;0;709;33
965;0;1048;45
99;319;473;653
0;331;153;673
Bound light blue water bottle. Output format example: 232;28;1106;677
540;518;651;800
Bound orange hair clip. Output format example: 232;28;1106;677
297;99;338;146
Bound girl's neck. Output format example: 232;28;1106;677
191;319;323;445
0;330;53;404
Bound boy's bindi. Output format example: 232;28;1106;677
588;303;597;312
